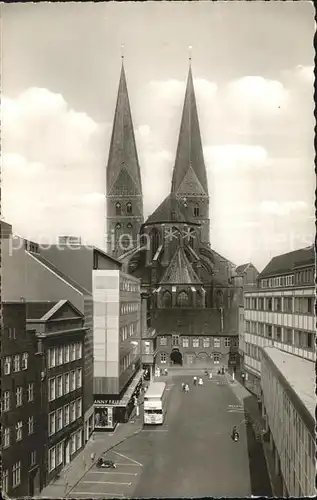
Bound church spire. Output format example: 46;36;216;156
171;63;208;197
106;57;144;257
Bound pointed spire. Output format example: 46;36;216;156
171;63;208;197
106;57;142;196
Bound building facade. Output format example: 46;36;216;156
240;246;315;396
235;262;259;290
92;270;142;430
1;302;41;498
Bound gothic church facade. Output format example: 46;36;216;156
106;59;243;369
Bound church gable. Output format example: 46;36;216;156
108;166;142;196
177;164;207;197
160;247;201;284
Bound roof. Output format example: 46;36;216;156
259;245;314;278
160;246;201;284
145;382;166;398
106;62;142;197
145;195;190;224
27;251;91;294
171;66;208;197
26;301;57;319
236;263;250;275
262;347;315;423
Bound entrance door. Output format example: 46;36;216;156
170;349;182;365
29;468;40;496
65;440;71;465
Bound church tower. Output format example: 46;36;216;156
106;56;143;257
171;61;210;244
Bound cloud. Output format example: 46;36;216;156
259;200;308;215
204;144;268;171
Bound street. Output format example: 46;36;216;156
69;371;271;498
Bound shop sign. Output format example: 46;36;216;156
94;399;120;406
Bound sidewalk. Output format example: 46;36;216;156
225;372;280;496
40;417;143;498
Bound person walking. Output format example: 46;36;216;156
198;377;203;387
182;382;185;391
90;452;96;464
208;372;213;380
185;383;190;393
193;376;197;386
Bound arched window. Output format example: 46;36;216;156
115;202;122;216
115;223;121;230
127;223;133;229
162;290;172;308
193;204;199;217
150;228;160;259
126;202;132;215
177;291;189;307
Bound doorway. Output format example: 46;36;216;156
170;349;183;365
28;468;40;496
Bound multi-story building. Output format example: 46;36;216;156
26;299;86;486
1;299;87;497
239;245;315;497
240;245;315;395
1;302;41;498
92;270;142;430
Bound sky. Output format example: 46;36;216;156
1;1;315;271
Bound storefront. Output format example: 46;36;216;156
94;369;144;431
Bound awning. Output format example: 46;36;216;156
94;369;144;408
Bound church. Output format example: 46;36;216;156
106;57;243;371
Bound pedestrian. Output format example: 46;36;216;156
182;382;185;391
209;372;212;380
90;452;95;463
185;383;189;393
241;372;245;385
198;377;203;386
193;376;197;386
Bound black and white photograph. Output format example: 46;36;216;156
0;1;315;499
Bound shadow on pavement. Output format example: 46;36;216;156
243;394;272;496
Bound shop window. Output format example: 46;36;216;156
213;353;220;364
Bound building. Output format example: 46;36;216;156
26;300;86;487
1;299;86;496
239;246;316;497
235;262;259;290
240;245;315;396
106;60;243;367
1;221;95;443
58;236;82;246
38;244;143;431
93;270;142;430
1;302;41;497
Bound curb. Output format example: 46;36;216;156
66;424;143;497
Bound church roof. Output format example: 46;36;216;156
106;62;142;196
171;65;208;198
160;245;201;284
145;194;193;224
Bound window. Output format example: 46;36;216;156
49;412;56;436
245;321;250;333
12;462;21;488
126;202;132;215
16;421;23;441
30;450;36;467
57;347;63;365
56;442;63;466
307;332;313;349
214;337;220;348
3;428;10;448
48;378;56;401
3;391;10;411
75;429;82;451
48;447;56;472
213;353;220;364
193;204;199;217
274;297;281;312
224;337;231;347
127;222;133;229
265;325;272;338
172;335;180;346
251;322;257;334
275;326;282;342
16;387;23;407
115;202;121;216
8;327;16;339
285;328;293;345
76;398;82;419
28;416;34;435
75;342;82;359
64;372;70;394
76;368;82;389
56;408;63;432
13;354;20;372
70;344;76;362
27;383;34;402
176;291;189;307
267;298;272;311
283;297;293;313
64;404;70;426
258;298;264;310
70;401;76;422
203;337;210;348
294;297;301;313
64;344;70;363
160;353;167;364
252;298;257;309
160;336;167;346
70;371;76;391
2;469;9;494
49;348;56;368
258;323;264;335
4;356;11;375
56;375;63;398
192;338;199;348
